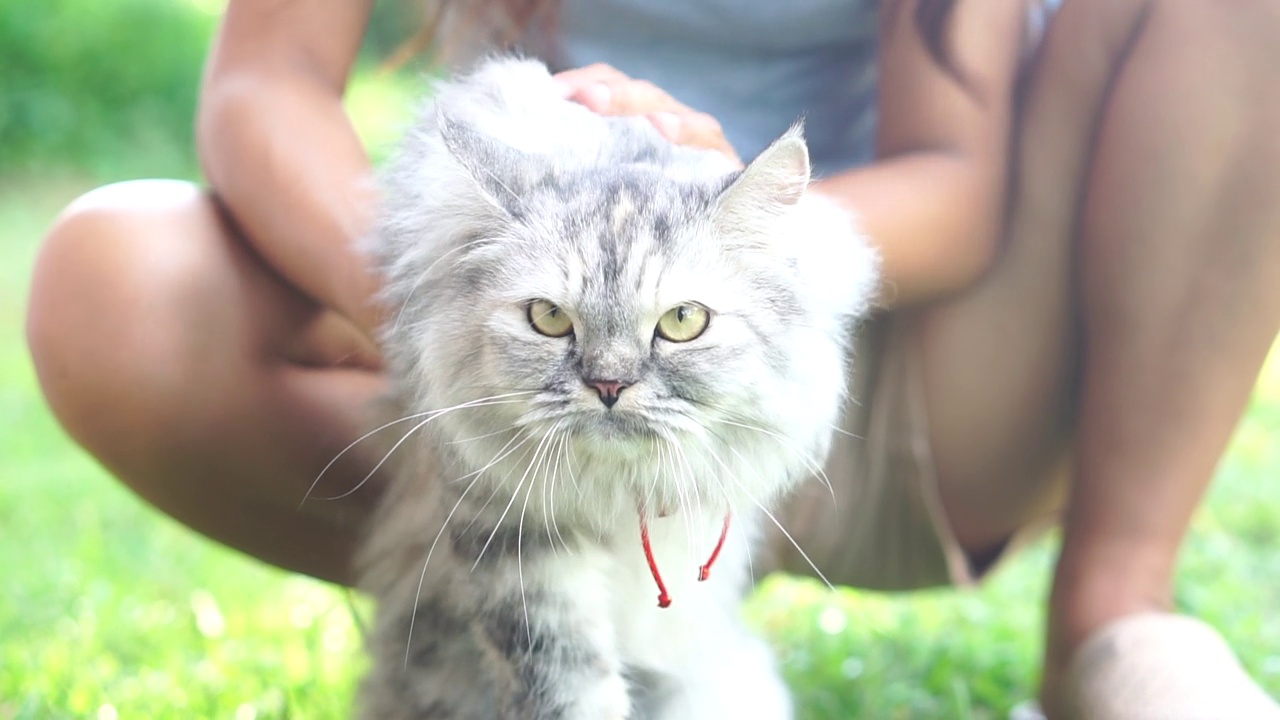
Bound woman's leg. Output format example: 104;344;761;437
908;0;1280;710
26;180;387;586
1045;0;1280;705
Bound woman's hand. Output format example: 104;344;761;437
552;63;743;167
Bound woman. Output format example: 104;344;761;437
26;0;1280;716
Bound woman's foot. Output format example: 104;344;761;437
1045;613;1280;719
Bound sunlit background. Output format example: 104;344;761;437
2;0;1278;717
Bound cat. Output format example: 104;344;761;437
352;56;879;720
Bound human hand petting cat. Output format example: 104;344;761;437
553;63;743;167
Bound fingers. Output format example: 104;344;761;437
551;63;741;165
554;65;682;116
604;79;685;116
551;63;631;112
647;111;742;166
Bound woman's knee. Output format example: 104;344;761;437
26;180;259;467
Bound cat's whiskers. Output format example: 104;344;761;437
443;428;545;593
652;436;674;518
447;425;521;446
687;397;836;497
564;431;582;497
692;431;834;592
713;416;837;503
542;432;560;557
449;425;532;486
658;435;688;563
643;406;705;437
640;439;664;518
321;395;532;502
683;429;753;585
404;470;482;668
517;422;566;649
301;410;435;506
545;431;572;555
828;423;865;440
403;433;547;657
401;426;541;666
515;462;542;649
682;430;709;516
456;442;537;540
325;415;436;502
471;423;561;570
667;436;701;571
304;391;538;504
719;445;766;588
682;436;710;565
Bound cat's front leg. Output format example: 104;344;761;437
360;551;630;720
476;544;632;720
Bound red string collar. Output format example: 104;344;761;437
639;512;732;609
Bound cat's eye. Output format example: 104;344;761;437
655;303;710;343
527;299;574;338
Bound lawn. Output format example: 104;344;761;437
3;80;1279;720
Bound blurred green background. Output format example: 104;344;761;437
2;0;1278;718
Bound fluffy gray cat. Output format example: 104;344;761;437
353;57;878;719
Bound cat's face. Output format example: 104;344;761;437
376;124;876;513
468;171;798;451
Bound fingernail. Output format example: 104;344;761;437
649;112;680;141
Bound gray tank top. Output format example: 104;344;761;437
524;0;881;175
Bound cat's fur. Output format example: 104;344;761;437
354;57;879;720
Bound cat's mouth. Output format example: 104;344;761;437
569;410;662;442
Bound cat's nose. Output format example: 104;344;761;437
585;379;629;408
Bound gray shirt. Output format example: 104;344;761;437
520;0;1062;174
526;0;881;175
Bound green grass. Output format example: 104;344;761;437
3;77;1279;720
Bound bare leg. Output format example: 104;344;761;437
27;180;386;586
902;0;1280;711
1046;0;1280;704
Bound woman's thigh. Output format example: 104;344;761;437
768;0;1153;586
27;180;386;585
900;0;1168;556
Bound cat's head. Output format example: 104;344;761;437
374;116;877;515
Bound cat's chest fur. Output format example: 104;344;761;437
366;426;770;613
357;431;775;719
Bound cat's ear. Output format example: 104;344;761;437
713;123;810;233
435;111;525;218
